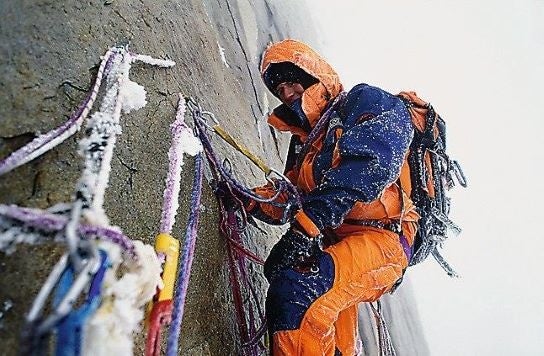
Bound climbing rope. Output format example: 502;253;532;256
0;45;174;355
188;99;284;355
166;152;203;356
0;49;116;176
0;204;136;258
144;95;203;356
370;301;397;356
190;100;301;213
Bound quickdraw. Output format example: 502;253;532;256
53;249;110;356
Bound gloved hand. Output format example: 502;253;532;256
263;226;322;282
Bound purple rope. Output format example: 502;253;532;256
223;210;266;355
189;103;284;354
295;92;346;170
166;152;204;355
0;204;136;258
160;96;189;233
194;115;299;210
0;50;117;176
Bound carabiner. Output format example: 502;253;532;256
451;160;468;188
36;241;101;335
65;200;85;272
23;241;101;352
26;254;70;325
54;249;110;356
266;168;292;186
201;110;220;125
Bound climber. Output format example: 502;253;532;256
244;39;421;355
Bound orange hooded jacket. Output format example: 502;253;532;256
250;39;419;245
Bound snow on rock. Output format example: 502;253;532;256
217;42;230;68
131;53;176;68
120;80;147;114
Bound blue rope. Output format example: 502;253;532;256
166;153;204;355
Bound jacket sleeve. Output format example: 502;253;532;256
247;179;294;225
302;85;414;230
248;136;302;225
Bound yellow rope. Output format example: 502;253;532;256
213;125;272;176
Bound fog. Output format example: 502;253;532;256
307;1;544;354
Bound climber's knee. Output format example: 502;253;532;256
265;252;335;333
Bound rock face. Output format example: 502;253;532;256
0;1;428;355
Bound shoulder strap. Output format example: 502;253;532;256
295;92;347;170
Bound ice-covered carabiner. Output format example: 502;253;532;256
451;160;467;188
27;240;101;336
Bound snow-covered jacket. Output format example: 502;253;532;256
250;39;419;243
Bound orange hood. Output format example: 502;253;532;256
260;39;343;140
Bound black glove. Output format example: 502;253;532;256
263;226;323;282
213;180;248;211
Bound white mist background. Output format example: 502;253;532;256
307;1;544;355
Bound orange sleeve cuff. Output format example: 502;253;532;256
294;210;321;239
245;199;257;213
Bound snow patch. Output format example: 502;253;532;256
217;42;230;68
120;80;147;113
82;241;163;356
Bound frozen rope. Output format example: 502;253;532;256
370;301;397;356
0;49;116;176
0;204;136;258
1;45;174;355
222;209;266;355
145;94;202;356
166;152;204;356
189;102;266;354
191;104;300;213
130;53;176;68
187;100;270;354
160;95;202;234
67;47;175;267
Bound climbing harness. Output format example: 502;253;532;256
0;45;173;355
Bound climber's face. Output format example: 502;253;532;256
275;82;305;107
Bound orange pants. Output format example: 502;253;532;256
267;228;408;355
